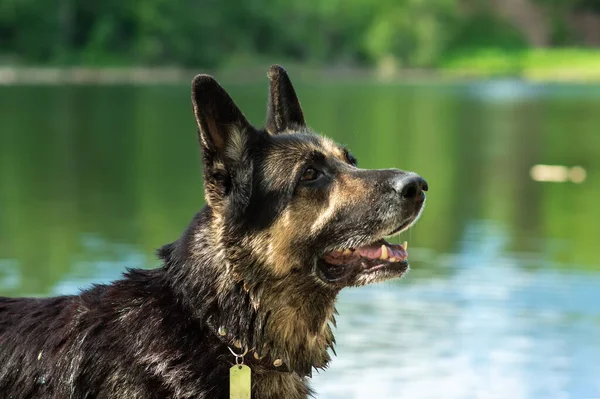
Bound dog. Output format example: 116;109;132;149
0;65;428;399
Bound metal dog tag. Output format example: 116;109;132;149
230;364;251;399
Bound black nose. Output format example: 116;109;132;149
398;176;428;199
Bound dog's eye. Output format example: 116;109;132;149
301;167;320;181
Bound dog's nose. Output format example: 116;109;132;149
393;175;428;199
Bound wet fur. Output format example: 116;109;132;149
0;65;426;398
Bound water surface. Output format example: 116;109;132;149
1;81;599;398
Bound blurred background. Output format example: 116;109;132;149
1;1;600;398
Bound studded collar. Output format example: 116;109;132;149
205;317;312;378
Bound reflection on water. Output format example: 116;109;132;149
530;164;587;183
1;81;599;398
315;221;600;399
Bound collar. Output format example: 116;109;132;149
205;316;311;378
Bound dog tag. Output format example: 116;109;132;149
230;364;251;399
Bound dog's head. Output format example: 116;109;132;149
192;65;427;290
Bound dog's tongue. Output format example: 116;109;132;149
322;241;408;265
356;243;383;258
356;242;407;260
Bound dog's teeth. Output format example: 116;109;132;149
380;245;389;260
401;241;408;250
342;249;352;255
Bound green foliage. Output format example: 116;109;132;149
0;0;598;68
449;13;528;52
441;48;600;80
536;0;600;12
363;0;458;67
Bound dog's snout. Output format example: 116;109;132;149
393;175;428;199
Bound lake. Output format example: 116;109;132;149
1;80;599;398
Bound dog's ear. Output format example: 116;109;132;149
192;75;254;208
192;74;252;155
266;65;306;134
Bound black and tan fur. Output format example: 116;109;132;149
0;65;428;398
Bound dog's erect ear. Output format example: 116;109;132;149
192;75;254;209
266;65;306;134
192;74;252;155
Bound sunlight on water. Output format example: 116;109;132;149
313;221;600;398
530;164;587;183
1;82;599;398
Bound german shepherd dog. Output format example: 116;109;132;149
0;65;427;398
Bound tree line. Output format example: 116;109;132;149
1;0;599;68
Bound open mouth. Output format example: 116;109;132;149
317;239;409;284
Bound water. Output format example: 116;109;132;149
1;80;599;398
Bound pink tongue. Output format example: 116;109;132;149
356;243;407;260
356;243;383;258
322;242;408;265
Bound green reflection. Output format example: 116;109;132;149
1;82;599;296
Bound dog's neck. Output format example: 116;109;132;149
160;208;338;377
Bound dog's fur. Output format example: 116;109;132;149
0;65;427;399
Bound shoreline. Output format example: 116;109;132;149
1;65;600;85
0;65;458;85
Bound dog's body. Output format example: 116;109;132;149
0;66;428;398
